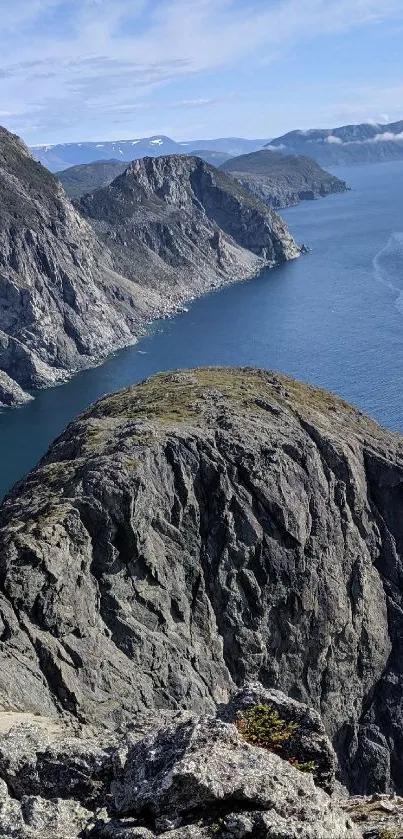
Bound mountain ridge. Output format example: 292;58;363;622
32;135;269;172
221;149;348;208
0;365;402;800
267;118;403;165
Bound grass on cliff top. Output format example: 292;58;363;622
82;366;385;439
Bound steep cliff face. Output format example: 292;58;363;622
0;126;144;398
0;129;299;401
0;367;403;794
78;155;299;295
221;150;348;208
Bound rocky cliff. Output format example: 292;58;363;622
221;150;348;208
77;155;299;297
0;126;146;403
1;366;403;800
0;127;299;404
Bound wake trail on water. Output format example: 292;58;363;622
373;232;403;315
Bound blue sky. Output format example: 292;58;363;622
0;0;402;145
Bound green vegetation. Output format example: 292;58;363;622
288;757;319;773
87;365;376;430
236;703;298;750
236;703;318;775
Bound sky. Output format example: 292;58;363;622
0;0;402;145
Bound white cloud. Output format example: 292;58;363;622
1;0;403;142
325;135;343;144
370;130;403;142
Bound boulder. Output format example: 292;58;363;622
112;715;360;838
220;682;336;792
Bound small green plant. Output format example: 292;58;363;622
288;757;319;773
236;703;298;750
211;818;224;834
236;704;318;775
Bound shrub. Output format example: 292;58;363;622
236;703;318;774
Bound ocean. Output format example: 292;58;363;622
1;159;403;500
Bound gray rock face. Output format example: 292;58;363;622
221;150;348;208
0;126;141;395
78;155;300;290
0;128;299;402
0;371;32;407
0;692;360;839
112;715;358;839
0;366;402;794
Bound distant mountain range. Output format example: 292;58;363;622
267;119;403;166
58;150;348;209
31;136;269;172
32;118;403;173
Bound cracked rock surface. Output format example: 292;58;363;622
0;687;360;839
0;366;403;796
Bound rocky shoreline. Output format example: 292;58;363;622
0;127;301;409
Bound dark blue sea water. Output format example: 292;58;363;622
1;160;403;501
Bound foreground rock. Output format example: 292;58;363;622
0;126;299;402
220;683;336;793
221;149;347;208
347;794;403;838
0;688;360;838
112;716;357;839
0;366;402;793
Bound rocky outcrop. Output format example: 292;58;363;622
77;155;299;292
221;150;348;209
112;714;356;839
219;683;336;793
0;127;299;402
0;371;33;408
1;366;403;794
0;688;360;839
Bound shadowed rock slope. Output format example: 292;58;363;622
0;126;151;403
1;367;403;796
0;128;299;404
57;159;127;199
221;149;348;208
77;155;299;295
